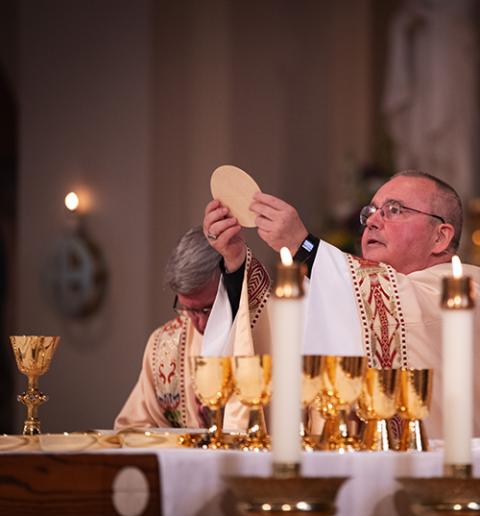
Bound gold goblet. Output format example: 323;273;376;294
301;355;322;451
232;355;271;451
317;355;367;451
10;335;60;435
396;368;432;451
190;356;233;449
357;368;400;451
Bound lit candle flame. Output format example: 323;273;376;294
451;255;463;279
280;247;293;266
65;192;79;212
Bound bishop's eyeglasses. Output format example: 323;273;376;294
173;296;213;317
359;200;445;227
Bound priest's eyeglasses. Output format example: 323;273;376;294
359;200;445;227
173;296;213;317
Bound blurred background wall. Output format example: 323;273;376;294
0;0;478;432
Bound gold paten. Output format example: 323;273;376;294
10;335;60;435
316;355;367;451
224;475;348;515
232;354;272;451
357;368;399;451
397;477;480;515
190;356;233;449
396;368;432;451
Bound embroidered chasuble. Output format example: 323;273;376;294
203;240;480;439
115;248;271;431
115;315;208;429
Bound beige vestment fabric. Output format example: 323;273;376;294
114;315;205;429
114;249;271;430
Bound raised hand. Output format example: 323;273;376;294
250;192;308;254
203;199;246;272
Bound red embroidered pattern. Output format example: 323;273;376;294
347;255;407;369
246;249;271;329
151;315;187;427
162;316;184;336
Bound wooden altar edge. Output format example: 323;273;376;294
0;453;161;515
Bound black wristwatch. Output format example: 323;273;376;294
293;233;319;277
294;233;318;261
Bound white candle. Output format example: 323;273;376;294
271;247;304;477
441;255;474;474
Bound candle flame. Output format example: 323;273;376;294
65;192;79;212
451;255;463;279
280;247;293;266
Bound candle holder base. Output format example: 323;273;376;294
444;464;472;479
224;475;348;515
273;462;301;479
397;476;480;515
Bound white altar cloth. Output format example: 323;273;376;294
158;441;480;516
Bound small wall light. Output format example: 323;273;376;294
64;192;80;212
48;191;108;318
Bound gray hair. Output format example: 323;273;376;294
393;170;463;252
165;226;221;294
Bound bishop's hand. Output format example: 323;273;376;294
250;192;308;255
203;199;246;273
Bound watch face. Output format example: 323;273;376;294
302;238;315;253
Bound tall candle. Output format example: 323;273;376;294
271;247;305;478
441;255;475;478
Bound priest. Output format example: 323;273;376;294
202;170;480;437
115;226;270;429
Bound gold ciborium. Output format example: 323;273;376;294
317;355;367;451
232;354;271;451
10;335;60;435
357;368;399;451
190;356;233;449
301;355;322;451
396;368;432;451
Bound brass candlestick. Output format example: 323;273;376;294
224;475;348;515
10;335;60;435
397;477;480;515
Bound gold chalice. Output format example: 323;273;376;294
317;355;367;451
190;356;233;449
10;335;60;435
232;355;271;451
396;368;432;451
301;355;322;451
357;368;400;451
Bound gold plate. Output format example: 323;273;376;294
0;434;28;451
119;431;174;448
38;433;96;452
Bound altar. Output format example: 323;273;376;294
1;438;479;516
